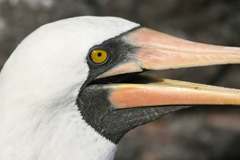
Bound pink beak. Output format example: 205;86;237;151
97;28;240;109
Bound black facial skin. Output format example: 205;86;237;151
84;27;140;85
77;85;188;143
77;27;188;143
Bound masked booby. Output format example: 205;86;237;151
0;16;240;160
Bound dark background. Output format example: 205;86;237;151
0;0;240;159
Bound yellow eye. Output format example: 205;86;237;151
90;49;109;64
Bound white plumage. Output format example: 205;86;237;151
0;16;139;160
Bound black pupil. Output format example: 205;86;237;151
97;52;102;57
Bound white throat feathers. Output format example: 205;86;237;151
0;16;139;160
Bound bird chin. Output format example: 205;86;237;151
78;67;240;143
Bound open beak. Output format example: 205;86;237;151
91;28;240;109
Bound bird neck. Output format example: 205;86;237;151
0;95;117;160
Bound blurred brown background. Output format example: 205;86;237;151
0;0;240;159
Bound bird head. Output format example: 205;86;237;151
1;16;240;151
